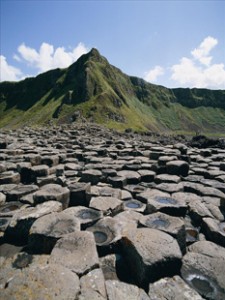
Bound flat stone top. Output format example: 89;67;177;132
125;228;182;263
1;124;225;298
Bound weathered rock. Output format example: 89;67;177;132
137;189;187;216
166;160;189;177
89;196;123;216
148;276;203;300
139;212;186;253
203;200;224;221
138;169;155;182
0;171;21;184
136;189;170;204
78;289;106;300
1;263;80;300
64;206;103;229
31;164;49;177
155;174;181;184
68;182;91;206
121;228;182;289
183;182;225;199
158;155;178;166
106;280;150;300
121;189;132;200
28;211;80;253
36;174;58;186
81;169;103;185
80;268;107;298
0;163;7;173
181;249;225;299
117;170;141;184
155;182;183;193
202;217;225;247
41;155;59;167
0;216;11;235
107;176;127;188
2;124;225;298
124;184;146;197
24;153;41;165
0;201;27;217
6;184;39;202
0;192;6;207
87;217;121;255
33;183;70;209
0;251;49;288
100;254;121;281
123;199;146;213
17;162;33;184
188;240;225;258
50;231;99;275
87;185;122;199
5;201;62;244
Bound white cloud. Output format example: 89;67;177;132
144;65;164;83
171;36;225;89
191;36;218;66
0;55;23;82
16;42;89;73
0;42;89;82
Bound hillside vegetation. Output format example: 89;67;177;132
0;48;225;135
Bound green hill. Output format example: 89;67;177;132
0;48;225;135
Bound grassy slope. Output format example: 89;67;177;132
0;49;225;135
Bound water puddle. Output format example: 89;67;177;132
0;218;8;226
155;197;177;205
94;231;108;244
151;218;169;227
186;228;198;243
125;202;141;209
12;253;33;269
219;222;225;233
80;211;94;219
1;205;19;213
187;274;215;297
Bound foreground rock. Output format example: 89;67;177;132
0;263;80;299
50;231;99;275
149;276;203;300
121;228;182;288
28;211;80;253
181;241;225;299
139;212;186;253
0;123;225;298
33;184;70;209
5;201;62;244
106;280;149;300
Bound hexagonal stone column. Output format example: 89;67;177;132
139;212;186;253
33;184;70;209
166;160;189;177
50;231;99;276
181;242;225;300
121;228;182;289
28;211;80;253
5;201;62;244
1;263;80;299
149;276;203;299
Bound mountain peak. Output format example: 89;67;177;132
85;47;108;64
89;47;101;57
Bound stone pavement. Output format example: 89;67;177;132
0;123;225;299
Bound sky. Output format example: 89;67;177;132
1;0;225;89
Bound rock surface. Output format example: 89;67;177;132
0;123;225;298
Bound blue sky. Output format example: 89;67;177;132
1;0;225;89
